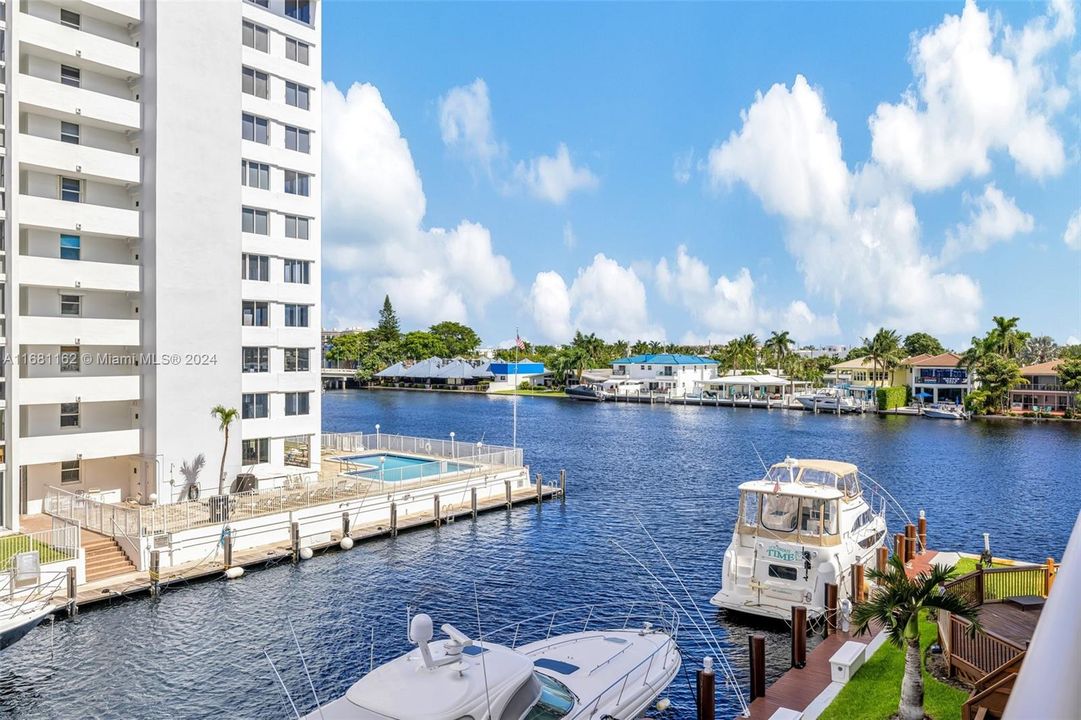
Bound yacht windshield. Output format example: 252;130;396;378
799;469;839;488
761;494;799;532
765;466;797;485
523;673;576;720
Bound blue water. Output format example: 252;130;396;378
334;452;474;481
2;391;1078;719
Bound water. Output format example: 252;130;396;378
337;451;474;481
2;391;1078;719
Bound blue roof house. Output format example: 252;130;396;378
610;354;719;397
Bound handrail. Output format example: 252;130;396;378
1;569;66;617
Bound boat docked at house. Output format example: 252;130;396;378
302;605;681;720
710;458;888;621
794;389;861;413
0;569;64;651
922;403;968;420
565;384;607;401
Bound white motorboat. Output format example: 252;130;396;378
0;570;64;651
302;603;681;720
710;458;888;621
794;390;860;413
922;403;968;420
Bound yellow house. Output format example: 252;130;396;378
827;357;905;394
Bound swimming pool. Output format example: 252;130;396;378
336;452;475;482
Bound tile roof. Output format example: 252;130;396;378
904;352;963;367
1019;359;1064;376
612;353;718;365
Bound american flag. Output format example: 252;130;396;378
515;334;525;350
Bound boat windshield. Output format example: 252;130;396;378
523;673;576;720
761;494;799;532
764;466;798;485
799;469;839;488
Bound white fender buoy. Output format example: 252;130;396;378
225;566;244;579
656;697;671;711
340;537;354;550
299;547;314;560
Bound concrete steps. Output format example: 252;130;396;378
83;537;135;582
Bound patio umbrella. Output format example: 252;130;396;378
915;391;933;400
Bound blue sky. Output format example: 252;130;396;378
320;0;1081;350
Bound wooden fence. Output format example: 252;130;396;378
949;614;1025;679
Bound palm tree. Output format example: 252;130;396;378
861;328;902;391
1020;335;1058;365
959;335;989;370
733;334;759;371
986;316;1029;360
765;330;796;395
210;405;239;495
853;556;982;720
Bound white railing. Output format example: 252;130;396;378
1004;511;1081;718
0;520;80;571
44;485;141;538
321;432;525;468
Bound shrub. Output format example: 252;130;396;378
964;390;992;414
518;380;533;391
876;386;907;410
1064;408;1075;419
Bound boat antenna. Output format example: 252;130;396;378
288;619;324;720
750;441;768;473
474;581;494;719
631;513;751;716
609;537;749;717
512;328;520;449
263;649;301;720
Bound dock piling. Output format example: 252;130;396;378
504;480;512;509
224;531;233;569
877;546;888;574
536;472;543;505
66;566;78;616
149;551;160;600
696;656;716;720
904;523;917;564
853;563;865;603
791;605;807;668
390;502;398;537
917;510;927;554
894;532;906;562
824;583;838;637
433;494;441;527
471;488;478;520
342;511;351;539
749;635;766;701
559;469;566;500
290;521;300;563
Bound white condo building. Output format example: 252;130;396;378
0;0;322;531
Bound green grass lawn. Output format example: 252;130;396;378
491;388;568;398
0;535;69;571
819;612;967;720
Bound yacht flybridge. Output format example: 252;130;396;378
303;604;680;720
710;458;888;621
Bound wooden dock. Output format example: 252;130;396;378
60;484;562;613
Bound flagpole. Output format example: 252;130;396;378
512;328;518;449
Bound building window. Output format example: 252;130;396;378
285;215;309;239
60;64;80;88
285;0;311;24
283;259;310;284
285;392;310;416
284;304;309;327
242;438;270;465
242;113;269;144
60;294;81;316
284;170;310;196
242;300;269;327
242;207;269;235
285;81;310;110
60;346;81;373
60;177;81;202
61;460;80;484
242;253;269;281
60;402;80;428
242;160;270;189
242;66;269;99
286;38;310;65
243;347;269;373
242;393;269;419
242;20;269;52
60;234;81;260
60;9;81;29
284;348;310;372
60;121;80;144
284;126;310;153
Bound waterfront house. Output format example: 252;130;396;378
1009;359;1071;413
610;354;719;397
898;353;972;405
826;357;900;402
486;361;548;391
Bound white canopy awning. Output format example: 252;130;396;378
698;374;791;386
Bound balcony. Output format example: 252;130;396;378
18;316;140;346
18;194;139;238
19;255;140;293
18;74;140;132
18;133;140;185
76;0;141;24
18;428;140;465
18;13;140;77
18;375;140;405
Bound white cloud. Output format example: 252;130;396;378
322;81;514;329
438;78;504;171
940;183;1034;263
514;143;599;204
781;301;841;342
869;0;1073;190
707;74;984;336
673;149;695;184
529;254;663;343
1065;208;1081;250
562;222;577;249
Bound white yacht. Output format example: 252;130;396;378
303;605;680;719
922;403;968;420
710;458;888;621
794;390;860;413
